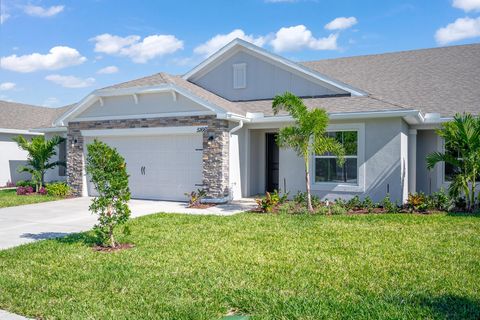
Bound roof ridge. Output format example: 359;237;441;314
302;42;480;64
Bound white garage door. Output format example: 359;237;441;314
85;134;203;201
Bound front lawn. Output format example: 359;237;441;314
0;213;479;319
0;189;64;208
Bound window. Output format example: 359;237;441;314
233;63;246;89
58;139;66;176
315;131;358;184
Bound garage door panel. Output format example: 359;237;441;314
84;133;203;201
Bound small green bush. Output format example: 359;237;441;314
330;204;347;215
16;180;36;188
362;196;377;213
46;182;71;197
381;194;400;213
293;191;320;208
346;195;363;210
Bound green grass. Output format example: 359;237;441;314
0;189;63;208
0;213;479;319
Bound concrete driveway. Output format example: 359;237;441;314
0;197;255;250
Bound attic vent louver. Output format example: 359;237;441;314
233;63;246;89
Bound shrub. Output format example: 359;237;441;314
330;204;347;215
16;186;34;195
363;196;376;213
346;195;363;211
293;191;320;208
256;192;279;213
16;180;36;189
406;193;428;212
429;189;454;212
46;182;71;197
38;187;47;195
184;189;207;207
381;194;400;213
5;181;15;188
86;139;131;248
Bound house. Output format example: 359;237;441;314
43;39;479;203
0;100;68;186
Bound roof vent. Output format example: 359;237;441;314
424;113;441;123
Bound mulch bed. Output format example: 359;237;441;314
93;243;135;252
188;203;216;209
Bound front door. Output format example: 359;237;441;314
266;133;279;192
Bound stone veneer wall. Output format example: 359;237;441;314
67;115;230;202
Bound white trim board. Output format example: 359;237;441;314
0;128;43;135
74;111;215;122
183;38;367;97
81;126;206;137
54;84;228;126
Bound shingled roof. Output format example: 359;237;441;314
303;43;480;116
0;100;70;130
98;43;480;117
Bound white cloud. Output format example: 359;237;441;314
97;65;119;74
325;17;358;30
0;46;86;73
452;0;480;12
91;33;183;63
435;16;480;45
0;82;16;91
24;5;64;17
270;25;338;52
0;13;10;24
91;34;140;54
45;74;95;88
42;97;60;107
194;29;267;57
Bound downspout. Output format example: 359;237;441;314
229;120;244;136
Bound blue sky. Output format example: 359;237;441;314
1;0;480;107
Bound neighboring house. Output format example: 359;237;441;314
43;39;479;203
0;100;69;186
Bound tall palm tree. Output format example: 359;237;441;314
272;92;345;212
12;135;66;191
426;113;480;211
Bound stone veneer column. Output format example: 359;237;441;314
65;116;230;202
202;119;230;202
67;122;84;197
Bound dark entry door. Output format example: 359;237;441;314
266;133;279;192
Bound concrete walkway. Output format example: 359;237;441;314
0;197;255;250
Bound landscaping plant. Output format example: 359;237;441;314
85;139;131;248
272;92;345;212
12;135;65;192
184;189;207;207
427;113;480;211
46;182;72;197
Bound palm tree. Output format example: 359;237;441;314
272;92;345;212
426;113;480;211
12;135;66;191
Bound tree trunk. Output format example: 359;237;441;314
305;158;314;213
471;173;476;211
109;224;115;248
107;204;115;248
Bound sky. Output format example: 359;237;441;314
1;0;480;108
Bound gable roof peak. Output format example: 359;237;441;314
183;38;367;97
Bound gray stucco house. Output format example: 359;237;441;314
0;101;68;186
43;39;479;203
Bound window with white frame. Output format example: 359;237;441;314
315;131;358;184
233;63;246;89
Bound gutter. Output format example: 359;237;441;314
0;128;43;135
